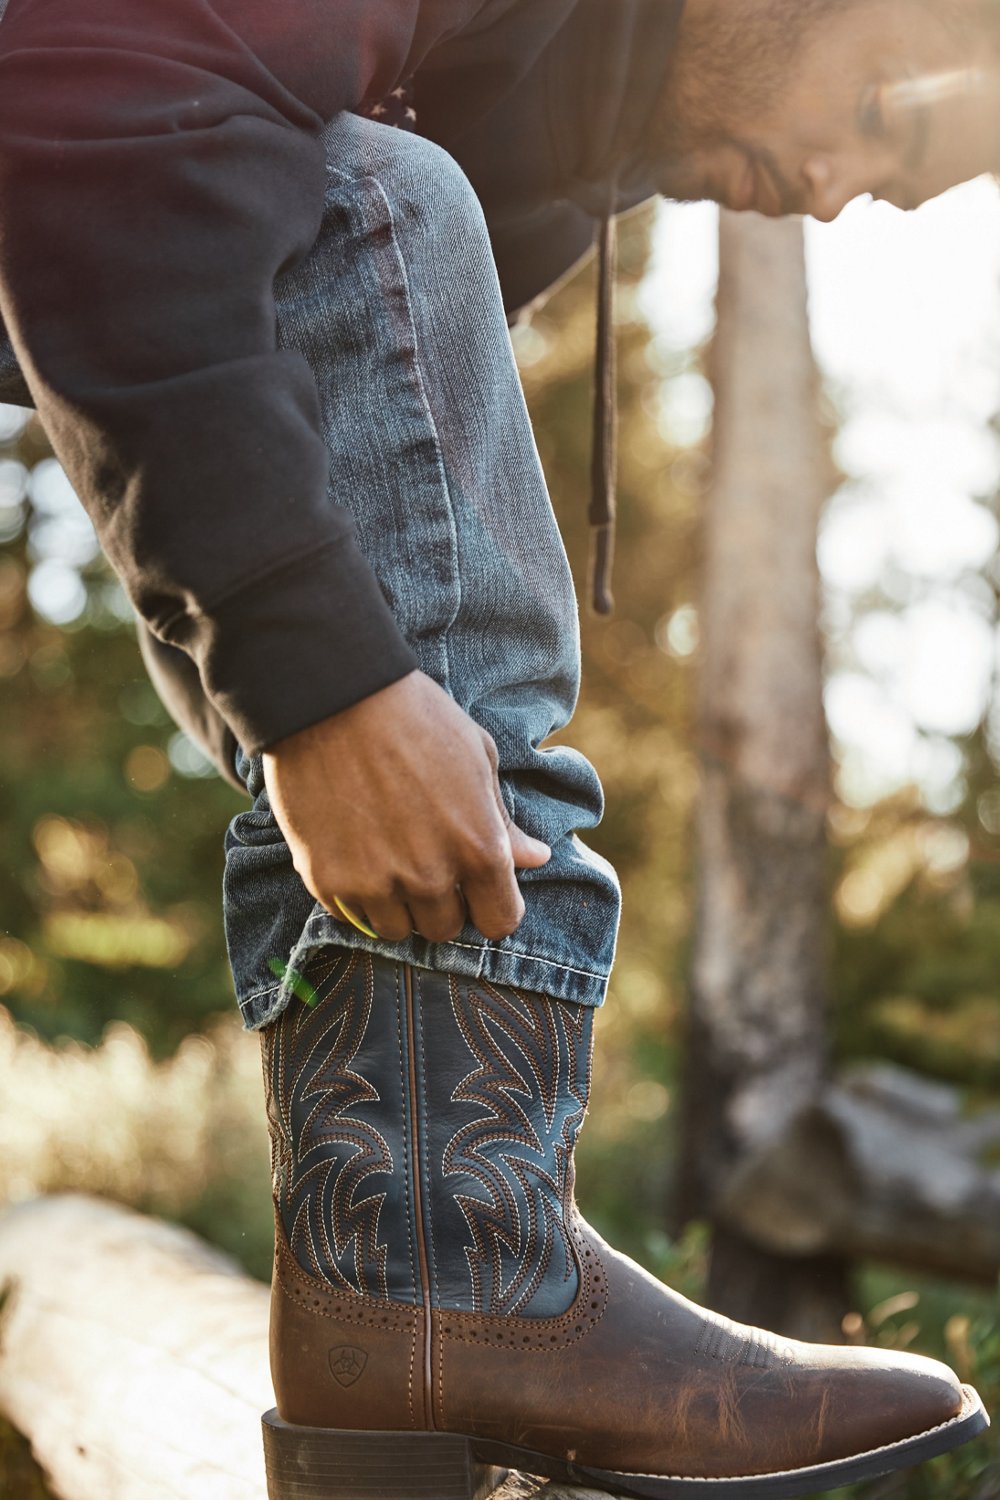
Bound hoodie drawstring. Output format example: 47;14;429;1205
589;175;619;615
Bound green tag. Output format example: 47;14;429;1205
268;956;319;1008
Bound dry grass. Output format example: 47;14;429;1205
0;1006;270;1230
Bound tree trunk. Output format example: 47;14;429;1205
678;210;848;1338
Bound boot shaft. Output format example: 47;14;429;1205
262;948;594;1319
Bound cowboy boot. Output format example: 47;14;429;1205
259;948;987;1499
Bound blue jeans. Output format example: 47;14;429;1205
220;113;622;1027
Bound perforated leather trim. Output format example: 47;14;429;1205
434;1218;609;1352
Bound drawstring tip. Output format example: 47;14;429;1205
589;522;615;616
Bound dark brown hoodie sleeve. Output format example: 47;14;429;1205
0;0;430;756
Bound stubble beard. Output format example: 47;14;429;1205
651;0;857;203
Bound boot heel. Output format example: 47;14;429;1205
262;1410;506;1500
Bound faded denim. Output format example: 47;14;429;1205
220;112;622;1026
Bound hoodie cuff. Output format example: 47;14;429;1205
185;535;419;758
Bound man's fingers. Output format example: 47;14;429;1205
335;892;413;943
407;884;468;944
488;763;550;870
329;894;380;938
509;821;551;869
461;848;525;940
460;820;548;940
266;682;549;949
489;762;514;831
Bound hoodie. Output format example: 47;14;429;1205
0;0;683;783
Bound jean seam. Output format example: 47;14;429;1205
375;172;462;695
242;980;281;1004
298;911;608;984
442;941;607;982
322;158;462;695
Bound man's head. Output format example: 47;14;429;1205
655;0;1000;219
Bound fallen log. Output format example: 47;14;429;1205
0;1194;603;1500
717;1062;1000;1282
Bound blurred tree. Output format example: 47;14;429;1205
677;210;849;1339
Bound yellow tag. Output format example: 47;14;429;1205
332;895;380;940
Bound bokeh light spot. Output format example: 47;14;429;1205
125;745;170;794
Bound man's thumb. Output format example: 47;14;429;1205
508;821;551;869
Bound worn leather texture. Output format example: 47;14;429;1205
434;1220;962;1477
271;1225;428;1431
263;949;965;1482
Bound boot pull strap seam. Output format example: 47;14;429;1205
393;960;421;1312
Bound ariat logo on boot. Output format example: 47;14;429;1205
329;1345;368;1387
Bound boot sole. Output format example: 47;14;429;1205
262;1382;988;1498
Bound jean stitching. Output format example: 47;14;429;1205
297;908;608;983
315;159;463;692
443;942;607;982
243;980;281;1004
371;172;462;695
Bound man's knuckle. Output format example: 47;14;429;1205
301;861;333;901
465;835;510;873
352;871;392;899
407;870;453;901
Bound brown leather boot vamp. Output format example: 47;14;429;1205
270;1210;984;1495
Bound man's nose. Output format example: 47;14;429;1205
800;154;871;222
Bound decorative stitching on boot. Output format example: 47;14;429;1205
275;1248;423;1433
694;1313;791;1370
408;1304;418;1428
269;952;400;1298
277;1240;418;1332
741;1328;789;1369
435;1217;609;1352
394;960;419;1425
440;978;588;1318
415;968;442;1310
437;1295;446;1433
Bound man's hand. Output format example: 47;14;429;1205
262;670;551;943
